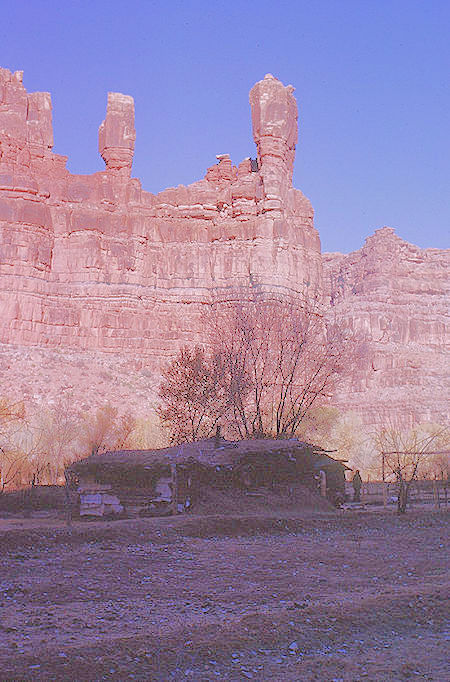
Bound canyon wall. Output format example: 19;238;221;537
323;228;449;427
0;69;319;362
0;68;448;428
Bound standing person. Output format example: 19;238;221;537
352;469;362;502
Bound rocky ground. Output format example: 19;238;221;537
0;509;448;681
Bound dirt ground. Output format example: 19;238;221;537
0;508;448;681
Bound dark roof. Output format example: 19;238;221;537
67;437;348;475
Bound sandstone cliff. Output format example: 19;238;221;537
0;70;319;364
0;68;448;430
323;228;449;427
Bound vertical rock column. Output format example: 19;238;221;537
26;91;54;153
249;73;298;216
98;92;136;175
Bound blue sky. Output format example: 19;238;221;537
2;0;449;253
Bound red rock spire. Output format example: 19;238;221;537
98;92;136;175
249;73;298;215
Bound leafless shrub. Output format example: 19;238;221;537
78;404;136;456
373;417;449;513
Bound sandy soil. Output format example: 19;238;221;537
0;509;448;681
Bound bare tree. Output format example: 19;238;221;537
158;346;227;444
0;398;27;491
79;404;136;456
8;414;50;487
0;398;25;426
158;293;354;442
374;418;449;513
209;294;353;439
425;452;449;481
32;397;80;484
0;446;30;492
128;412;169;450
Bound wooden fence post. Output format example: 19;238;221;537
432;480;439;509
171;463;178;515
320;470;326;498
64;475;73;532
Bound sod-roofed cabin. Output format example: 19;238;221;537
66;437;349;518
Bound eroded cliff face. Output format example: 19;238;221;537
323;228;449;426
0;68;448;429
0;70;319;371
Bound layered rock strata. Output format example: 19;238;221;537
323;228;449;426
0;70;319;378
